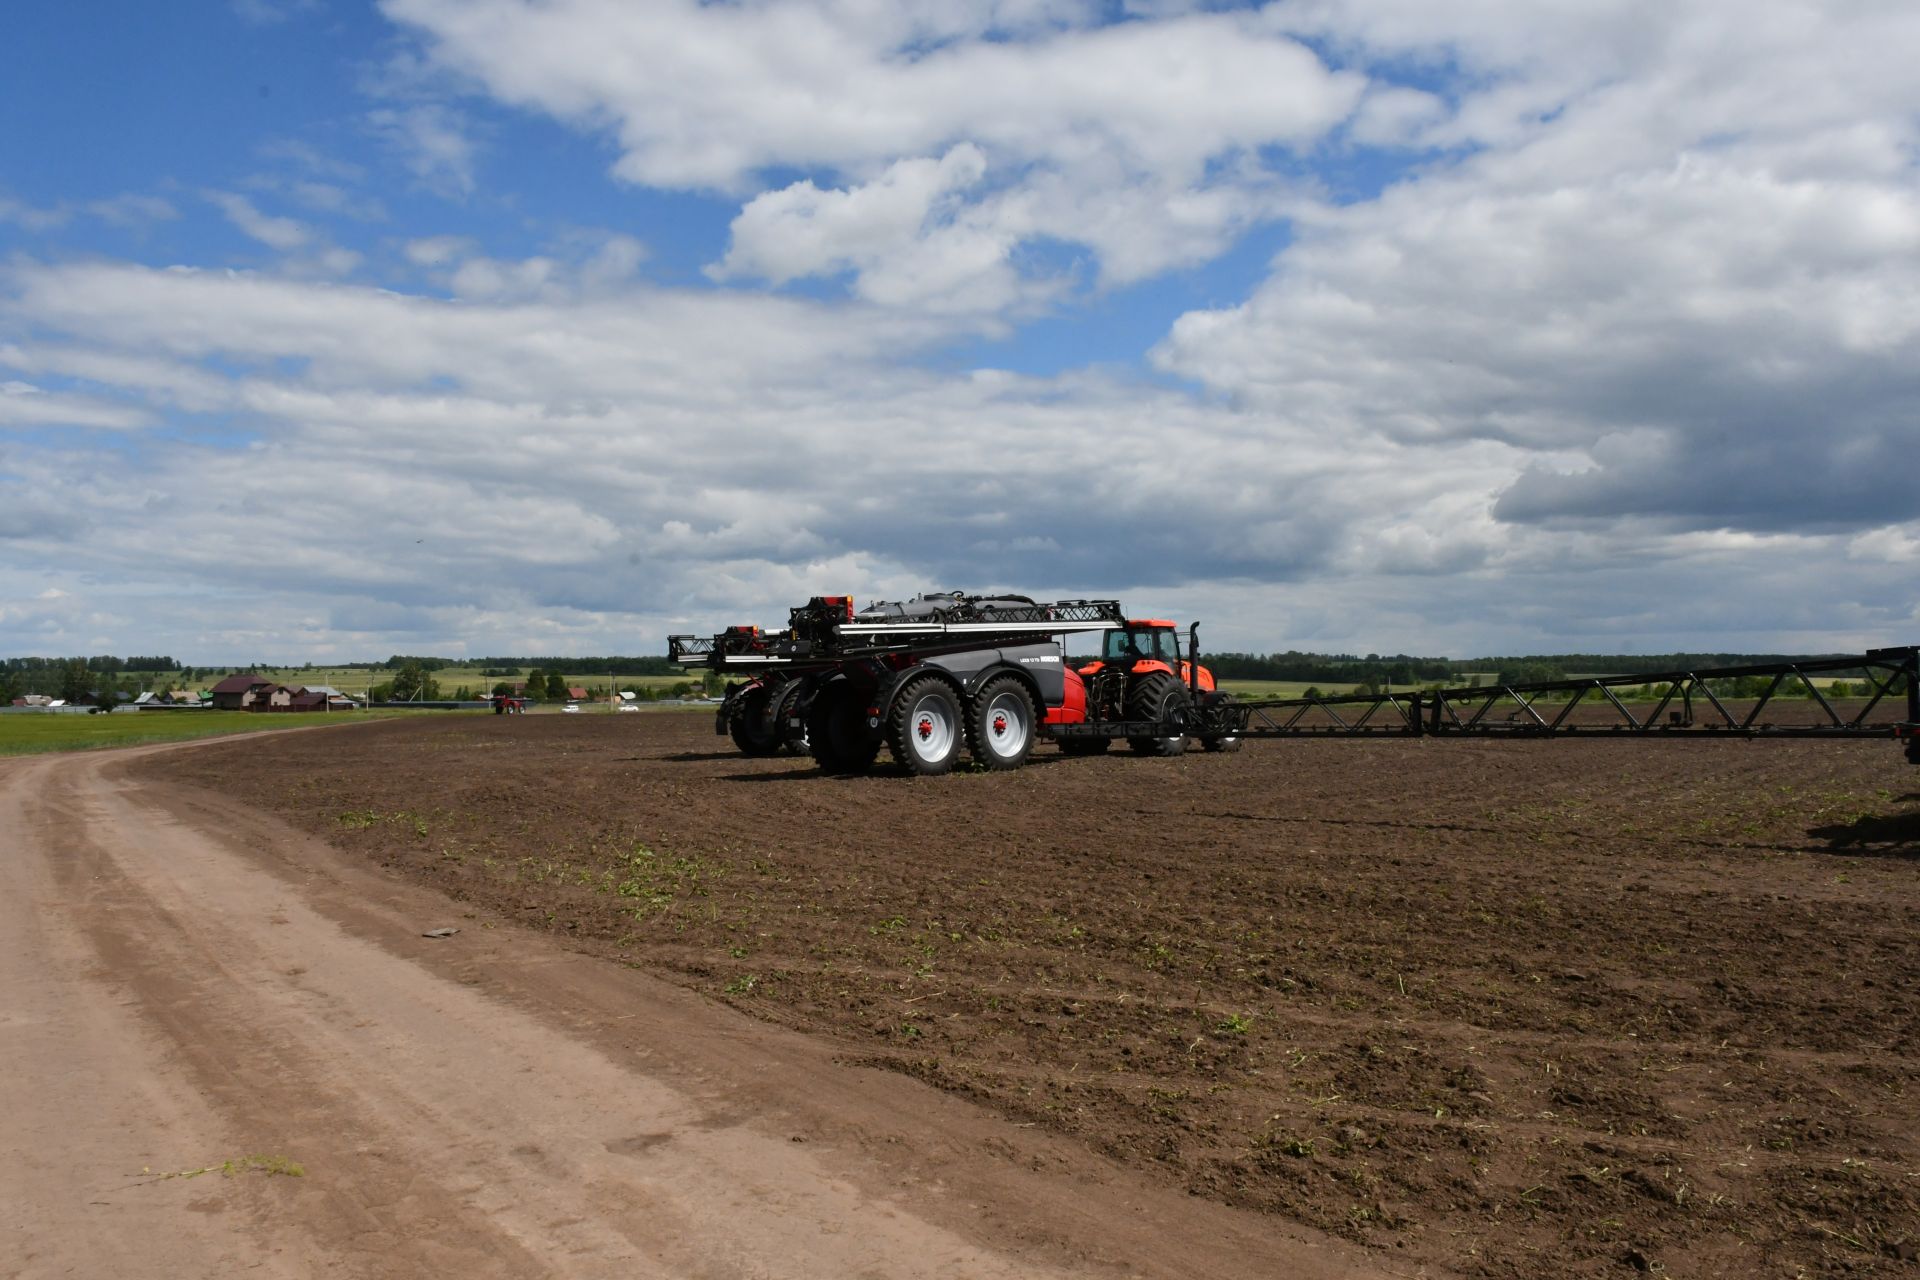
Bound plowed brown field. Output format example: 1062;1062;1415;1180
138;713;1920;1278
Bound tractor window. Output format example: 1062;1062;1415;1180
1104;629;1180;661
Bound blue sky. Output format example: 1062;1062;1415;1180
3;0;1919;662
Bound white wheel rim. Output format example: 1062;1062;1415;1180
983;690;1030;758
908;694;956;762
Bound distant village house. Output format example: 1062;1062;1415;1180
207;674;357;713
210;674;282;710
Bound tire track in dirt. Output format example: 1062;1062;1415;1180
2;743;1400;1280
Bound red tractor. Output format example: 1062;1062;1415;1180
1059;617;1238;757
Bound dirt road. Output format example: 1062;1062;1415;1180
1;741;1399;1279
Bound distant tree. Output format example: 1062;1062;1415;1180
545;672;569;700
102;675;136;709
388;660;441;702
491;682;513;697
525;668;546;698
57;658;92;704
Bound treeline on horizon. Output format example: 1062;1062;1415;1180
3;655;180;673
377;655;683;676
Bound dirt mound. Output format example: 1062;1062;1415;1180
141;713;1920;1277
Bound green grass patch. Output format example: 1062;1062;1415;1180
139;1152;306;1182
0;710;409;757
1218;679;1327;698
249;665;700;699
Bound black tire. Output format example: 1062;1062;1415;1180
806;684;879;775
725;684;782;756
1126;672;1190;757
887;675;964;776
967;675;1036;771
1059;736;1110;756
769;678;810;754
1197;692;1242;752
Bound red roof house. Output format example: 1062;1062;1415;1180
210;674;278;711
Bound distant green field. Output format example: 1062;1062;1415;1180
0;710;413;757
1216;679;1324;699
1217;679;1471;698
1217;674;1502;699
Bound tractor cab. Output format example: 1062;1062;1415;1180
1075;621;1221;710
1080;620;1214;692
1098;620;1183;666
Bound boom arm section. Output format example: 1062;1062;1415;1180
1196;646;1920;758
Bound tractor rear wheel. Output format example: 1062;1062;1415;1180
968;675;1036;771
806;684;878;775
888;675;963;776
726;684;783;756
1126;672;1190;757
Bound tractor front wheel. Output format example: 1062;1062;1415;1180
1126;673;1190;757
